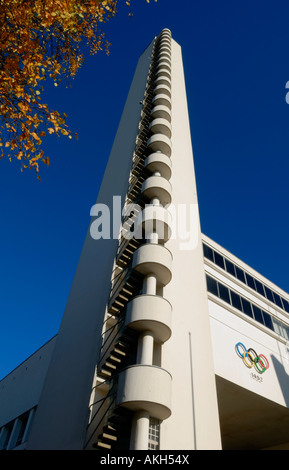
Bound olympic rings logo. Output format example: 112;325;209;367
235;342;269;374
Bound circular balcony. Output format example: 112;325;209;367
116;365;172;420
158;53;171;64
152;93;171;109
132;243;172;285
160;34;171;40
160;39;171;48
153;84;171;98
157;61;171;73
142;174;172;206
156;67;171;80
147;133;172;157
151;105;171;122
159;44;171;54
144;152;172;180
125;295;172;343
159;45;171;55
159;45;171;52
155;75;171;88
149;118;171;138
160;33;171;41
158;51;171;61
136;204;172;242
159;50;171;60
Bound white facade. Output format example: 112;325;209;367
1;29;289;451
0;337;56;450
203;234;289;449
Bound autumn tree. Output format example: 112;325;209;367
0;0;125;177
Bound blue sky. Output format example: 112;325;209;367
1;0;289;380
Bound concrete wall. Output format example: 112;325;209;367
0;337;56;427
209;292;289;407
159;39;222;450
209;299;289;407
203;234;289;408
27;40;155;450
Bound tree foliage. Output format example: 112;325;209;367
0;0;122;177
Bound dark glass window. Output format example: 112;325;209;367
255;280;265;297
264;286;274;302
3;422;13;450
205;276;289;338
262;311;274;331
203;244;214;262
245;273;256;290
252;305;264;325
235;266;246;284
206;275;218;297
230;291;242;311
241;298;253;318
218;284;230;304
225;259;236;277
16;414;29;446
214;251;225;270
273;292;284;309
282;298;289;313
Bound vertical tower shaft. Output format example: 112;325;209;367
86;28;221;451
27;29;222;451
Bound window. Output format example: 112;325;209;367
203;244;289;315
214;251;225;270
264;286;274;303
225;259;236;277
262;310;274;331
273;292;284;309
274;319;289;339
203;243;214;262
148;418;160;450
218;284;230;304
245;273;256;290
205;274;288;339
255;280;265;296
282;325;289;340
206;275;218;297
275;321;289;341
241;298;253;318
16;413;29;446
252;305;264;325
235;266;246;283
282;298;289;313
272;318;281;336
0;407;35;450
2;422;13;450
230;291;242;311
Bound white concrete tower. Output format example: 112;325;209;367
84;28;221;451
27;29;221;450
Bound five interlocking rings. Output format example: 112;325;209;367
235;342;269;374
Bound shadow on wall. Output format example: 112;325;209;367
270;346;289;408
